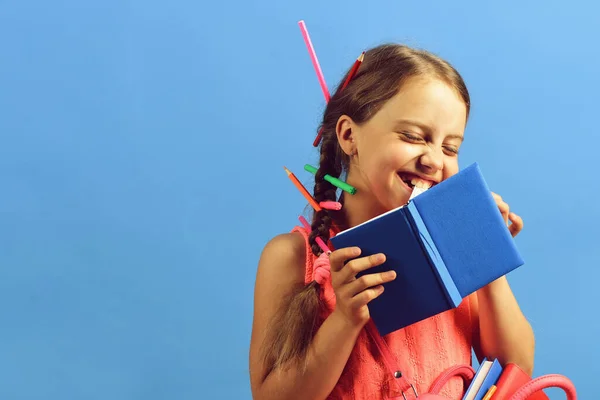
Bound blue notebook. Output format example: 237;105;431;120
462;358;503;400
329;163;524;336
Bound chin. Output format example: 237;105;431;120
380;195;410;213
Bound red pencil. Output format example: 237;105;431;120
313;52;364;147
312;127;325;147
341;51;364;90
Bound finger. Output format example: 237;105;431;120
498;201;510;224
492;192;510;224
347;270;397;296
508;212;523;237
339;253;387;283
328;246;361;272
350;285;385;309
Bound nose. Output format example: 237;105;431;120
418;144;444;173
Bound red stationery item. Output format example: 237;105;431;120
361;296;576;399
413;363;576;400
411;363;576;400
492;363;549;400
312;52;364;147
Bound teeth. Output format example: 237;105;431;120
411;178;432;189
409;185;427;200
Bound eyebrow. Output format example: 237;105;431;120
394;119;464;142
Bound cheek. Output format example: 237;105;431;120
388;143;421;165
443;160;459;179
366;146;401;170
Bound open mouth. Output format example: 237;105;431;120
397;172;436;190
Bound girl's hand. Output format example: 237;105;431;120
491;192;523;238
328;247;396;328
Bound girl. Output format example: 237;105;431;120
249;44;534;399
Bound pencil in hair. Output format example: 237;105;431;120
284;167;341;234
315;236;331;253
304;164;357;195
313;51;364;147
320;201;342;210
298;215;312;232
298;20;330;102
312;127;325;147
341;51;364;90
284;166;322;212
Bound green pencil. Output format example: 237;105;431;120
304;164;357;195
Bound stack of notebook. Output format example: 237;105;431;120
463;359;550;400
463;358;503;400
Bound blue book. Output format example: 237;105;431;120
462;358;503;400
329;163;524;336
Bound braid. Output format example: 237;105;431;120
309;128;343;256
260;129;341;376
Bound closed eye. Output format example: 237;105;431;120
400;132;424;142
443;146;459;155
400;131;460;155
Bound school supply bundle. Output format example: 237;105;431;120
417;359;575;399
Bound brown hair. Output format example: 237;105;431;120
260;43;471;378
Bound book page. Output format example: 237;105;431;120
334;203;407;236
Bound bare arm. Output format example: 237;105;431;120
471;194;535;375
249;235;394;400
248;233;361;400
471;277;535;375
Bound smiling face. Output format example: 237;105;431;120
337;76;468;216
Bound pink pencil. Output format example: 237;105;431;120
298;20;330;102
298;215;312;232
315;236;331;254
319;201;342;210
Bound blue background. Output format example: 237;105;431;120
0;0;596;398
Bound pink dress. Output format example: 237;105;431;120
293;226;475;399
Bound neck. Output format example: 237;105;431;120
337;181;388;231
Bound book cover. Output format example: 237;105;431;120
410;163;524;297
329;163;524;336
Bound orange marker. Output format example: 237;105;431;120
284;166;321;212
284;167;341;234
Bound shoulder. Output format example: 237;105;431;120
249;232;309;381
255;232;307;290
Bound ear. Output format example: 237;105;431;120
335;114;357;157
